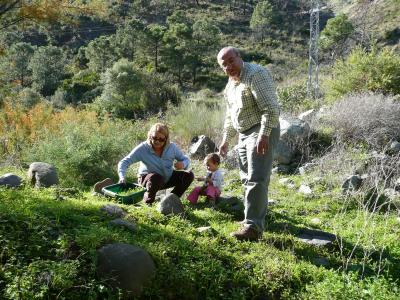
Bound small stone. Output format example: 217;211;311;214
196;226;212;233
299;184;312;195
110;218;136;232
279;178;295;189
310;218;321;224
158;193;184;215
101;204;127;218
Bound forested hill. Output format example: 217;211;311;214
0;0;399;117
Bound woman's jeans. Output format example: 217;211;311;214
237;124;280;232
139;170;194;204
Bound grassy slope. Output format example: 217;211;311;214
0;160;399;299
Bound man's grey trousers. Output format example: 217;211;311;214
237;124;280;232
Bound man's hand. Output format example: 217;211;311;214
219;141;229;158
174;161;184;170
256;134;269;155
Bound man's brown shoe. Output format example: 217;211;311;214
230;226;261;241
93;178;114;194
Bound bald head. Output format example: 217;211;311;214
217;47;240;64
217;46;243;79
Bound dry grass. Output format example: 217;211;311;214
319;93;400;149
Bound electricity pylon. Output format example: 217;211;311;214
307;0;320;99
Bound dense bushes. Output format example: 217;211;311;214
325;47;400;100
164;90;224;148
22;108;147;188
319;93;400;149
94;59;180;119
277;83;313;114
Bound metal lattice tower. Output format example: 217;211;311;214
307;0;320;99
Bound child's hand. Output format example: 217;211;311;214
196;177;205;181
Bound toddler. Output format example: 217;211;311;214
187;153;224;205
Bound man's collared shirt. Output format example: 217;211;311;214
222;62;280;140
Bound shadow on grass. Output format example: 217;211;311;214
265;210;400;280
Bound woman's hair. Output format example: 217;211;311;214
204;153;221;165
146;123;170;145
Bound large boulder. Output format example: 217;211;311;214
189;135;216;159
97;243;155;297
0;173;22;188
27;162;58;188
274;117;311;165
157;193;184;215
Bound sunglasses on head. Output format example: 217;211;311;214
151;136;166;142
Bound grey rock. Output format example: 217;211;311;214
298;109;316;123
27;162;58;188
0;173;22;188
297;228;336;247
274;141;294;165
274;117;311;165
272;164;292;175
298;163;317;175
299;184;312;195
313;257;330;267
342;175;362;192
101;204;126;218
157;193;184;215
196;226;212;233
279;178;295;188
97;243;155;297
110;218;136;232
389;141;400;153
189;135;216;159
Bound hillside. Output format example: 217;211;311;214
0;0;400;299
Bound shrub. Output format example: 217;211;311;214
59;69;101;105
21;108;147;188
325;46;400;100
17;88;44;109
95;59;180;119
319;93;400;149
277;83;314;114
164;91;225;149
0;101;54;160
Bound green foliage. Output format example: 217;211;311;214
16;87;44;109
0;42;36;86
277;83;313;114
84;35;117;73
114;18;146;60
4;260;79;299
319;14;354;56
96;58;180;119
302;271;399;300
59;69;101;105
22;110;147;187
326;46;400;100
29;45;67;96
165;90;224;148
250;1;273;41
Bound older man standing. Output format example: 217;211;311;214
217;46;280;241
